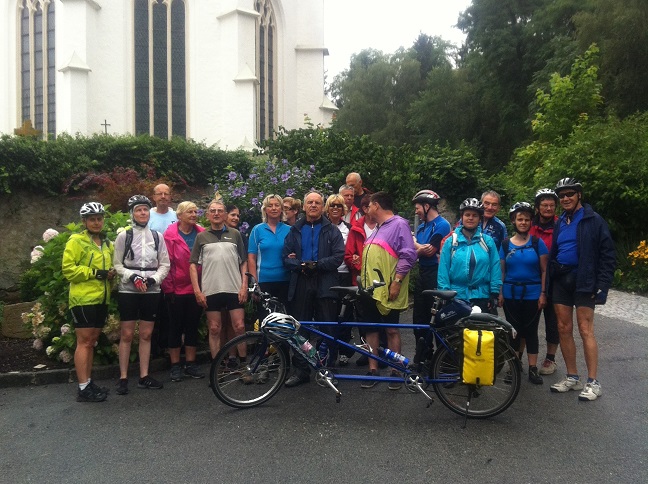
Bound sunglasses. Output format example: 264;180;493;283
329;203;344;209
558;191;577;199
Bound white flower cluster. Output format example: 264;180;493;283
30;246;44;264
58;349;72;363
42;228;60;243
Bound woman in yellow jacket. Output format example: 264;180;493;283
62;202;115;402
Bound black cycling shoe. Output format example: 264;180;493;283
138;375;164;390
77;385;107;403
89;380;110;394
528;366;544;385
116;378;129;395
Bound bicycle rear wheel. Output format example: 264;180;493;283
431;336;521;419
210;332;289;409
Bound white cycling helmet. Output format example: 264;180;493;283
261;313;300;339
534;188;558;206
80;202;105;218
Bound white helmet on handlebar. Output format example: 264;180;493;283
261;313;300;339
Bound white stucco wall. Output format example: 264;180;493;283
0;0;333;148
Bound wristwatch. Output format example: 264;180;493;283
394;278;403;284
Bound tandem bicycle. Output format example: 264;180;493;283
209;274;522;420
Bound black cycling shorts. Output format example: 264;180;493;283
206;293;243;312
118;292;161;322
70;304;108;329
552;274;596;309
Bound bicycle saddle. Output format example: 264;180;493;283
422;289;457;300
330;286;359;297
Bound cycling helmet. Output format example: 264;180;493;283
261;312;300;340
127;195;152;211
509;202;534;220
459;198;484;215
554;177;582;194
79;202;105;218
534;188;558;205
412;189;441;206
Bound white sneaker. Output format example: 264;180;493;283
550;375;584;393
578;381;602;401
539;359;557;375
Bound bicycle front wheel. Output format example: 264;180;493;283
210;332;289;409
431;337;521;419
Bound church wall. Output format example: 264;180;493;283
0;0;333;148
0;2;18;134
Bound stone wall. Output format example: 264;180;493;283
0;191;80;301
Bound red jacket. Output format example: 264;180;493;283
161;222;205;295
530;216;557;251
344;216;369;285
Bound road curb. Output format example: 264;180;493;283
0;350;212;389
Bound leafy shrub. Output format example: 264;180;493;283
63;165;180;212
0;133;250;195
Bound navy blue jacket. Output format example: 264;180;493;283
283;216;345;301
549;203;615;294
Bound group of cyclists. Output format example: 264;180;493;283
62;174;615;404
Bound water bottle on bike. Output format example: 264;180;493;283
291;335;317;359
378;347;409;367
317;341;329;367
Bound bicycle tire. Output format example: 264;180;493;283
210;332;289;409
431;335;521;419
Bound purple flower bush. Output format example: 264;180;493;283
214;157;329;226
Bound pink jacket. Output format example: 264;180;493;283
161;222;205;295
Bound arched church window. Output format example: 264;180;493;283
255;0;277;141
18;0;55;138
134;0;186;139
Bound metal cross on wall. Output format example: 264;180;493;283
101;119;111;134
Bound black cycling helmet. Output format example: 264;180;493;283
79;202;105;218
459;198;483;215
412;189;441;206
128;195;152;211
509;202;534;221
534;188;558;206
554;178;582;194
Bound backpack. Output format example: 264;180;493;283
501;236;539;261
461;328;496;386
122;227;160;264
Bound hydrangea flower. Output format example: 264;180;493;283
33;339;43;351
60;324;71;335
30;246;44;264
42;228;59;243
59;349;72;363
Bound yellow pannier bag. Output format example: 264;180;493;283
462;328;496;386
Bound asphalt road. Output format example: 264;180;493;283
1;301;646;483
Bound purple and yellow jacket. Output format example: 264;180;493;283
361;215;417;314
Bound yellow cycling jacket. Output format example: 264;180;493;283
62;230;114;308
